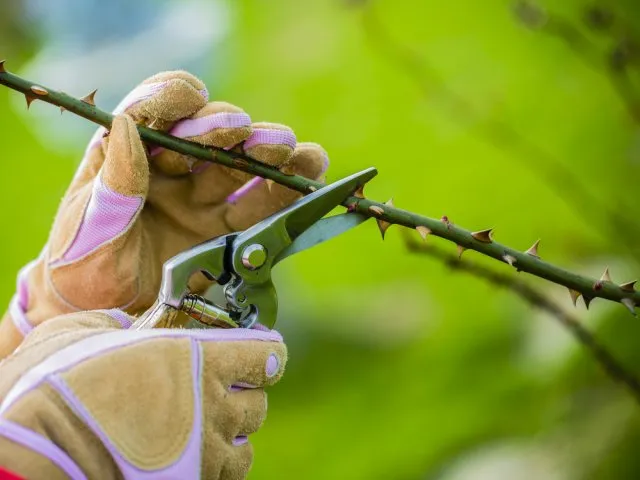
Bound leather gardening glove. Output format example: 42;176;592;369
0;309;286;479
0;71;329;358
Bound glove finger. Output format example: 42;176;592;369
200;331;287;389
117;70;208;127
228;388;268;436
224;142;329;231
70;71;207;193
219;442;253;480
150;101;252;182
188;122;296;207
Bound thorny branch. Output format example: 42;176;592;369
404;233;640;404
359;2;640;257
1;62;640;315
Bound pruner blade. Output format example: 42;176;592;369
224;167;378;328
231;166;378;279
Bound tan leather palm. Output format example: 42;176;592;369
0;70;329;358
0;310;286;479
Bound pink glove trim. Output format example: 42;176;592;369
8;295;32;337
8;258;40;336
149;111;252;157
0;324;282;413
46;338;203;479
243;128;297;150
169;112;252;138
50;176;143;266
15;261;34;312
0;419;86;480
95;309;133;329
226;176;264;204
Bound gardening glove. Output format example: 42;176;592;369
0;70;329;358
0;309;286;479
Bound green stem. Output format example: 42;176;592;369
1;63;638;312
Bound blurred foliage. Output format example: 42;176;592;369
2;0;640;478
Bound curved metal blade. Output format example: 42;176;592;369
273;212;369;265
281;167;377;242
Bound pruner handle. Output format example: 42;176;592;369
132;295;239;330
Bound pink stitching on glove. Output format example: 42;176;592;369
51;176;143;265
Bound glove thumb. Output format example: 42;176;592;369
101;114;149;197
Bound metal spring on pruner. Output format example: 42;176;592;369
180;294;239;329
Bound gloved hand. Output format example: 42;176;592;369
0;71;329;358
0;309;286;479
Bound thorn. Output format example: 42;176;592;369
233;158;249;169
416;226;431;241
593;267;611;291
471;228;493;243
524;239;540;258
621;298;636;316
0;60;5;73
620;280;637;292
265;179;275;192
59;105;66;114
308;185;317;193
502;254;516;266
456;245;466;259
368;205;384;216
148;118;160;129
30;85;48;96
583;295;594;309
80;89;97;106
374;199;394;239
353;185;365;199
568;289;582;307
24;93;37;109
441;216;452;229
376;218;391;239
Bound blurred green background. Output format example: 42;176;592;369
3;0;640;478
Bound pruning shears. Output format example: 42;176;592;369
132;167;378;330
